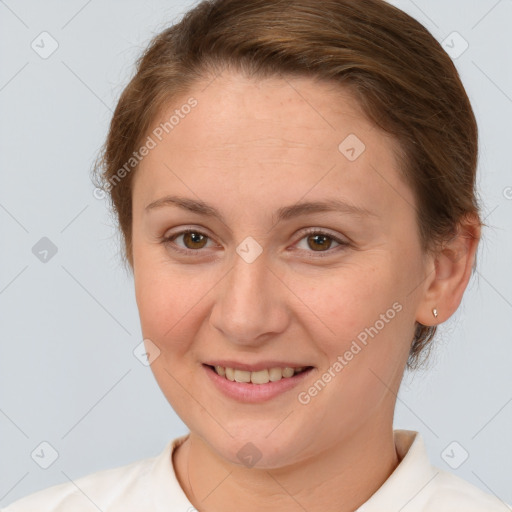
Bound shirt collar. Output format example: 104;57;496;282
151;433;193;512
356;429;440;511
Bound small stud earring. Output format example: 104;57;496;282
432;308;438;318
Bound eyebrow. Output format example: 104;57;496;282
144;195;376;224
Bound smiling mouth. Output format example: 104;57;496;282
204;364;314;385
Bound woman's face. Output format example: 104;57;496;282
131;71;431;467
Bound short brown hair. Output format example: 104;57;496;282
93;0;481;370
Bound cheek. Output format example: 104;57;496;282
293;262;401;339
291;260;413;386
134;266;207;406
291;270;411;430
134;262;212;358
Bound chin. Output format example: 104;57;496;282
201;427;309;469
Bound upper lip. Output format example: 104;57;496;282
203;360;314;372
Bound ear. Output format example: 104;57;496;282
416;213;481;326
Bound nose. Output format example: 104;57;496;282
209;250;290;346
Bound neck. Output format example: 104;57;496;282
173;418;400;512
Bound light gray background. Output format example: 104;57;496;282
1;0;511;507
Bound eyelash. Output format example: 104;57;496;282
161;227;350;258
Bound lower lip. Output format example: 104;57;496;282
203;364;314;403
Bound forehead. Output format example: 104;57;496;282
133;72;414;220
146;73;382;156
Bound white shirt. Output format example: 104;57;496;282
2;429;509;511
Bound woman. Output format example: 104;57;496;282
3;0;509;510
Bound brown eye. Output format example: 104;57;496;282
182;231;208;249
162;229;213;254
306;233;334;251
294;229;349;257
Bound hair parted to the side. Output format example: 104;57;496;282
92;0;481;371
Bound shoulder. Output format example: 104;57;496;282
423;467;510;511
0;445;169;512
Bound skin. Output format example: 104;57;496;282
131;70;480;512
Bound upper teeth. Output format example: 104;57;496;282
214;366;306;384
